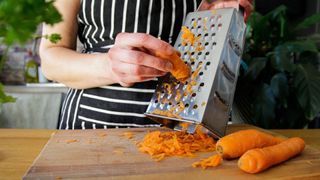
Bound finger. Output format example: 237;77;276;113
112;61;167;77
198;1;211;11
119;81;134;87
115;33;175;56
109;47;173;72
118;73;161;84
209;1;239;10
238;0;253;21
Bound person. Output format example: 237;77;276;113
40;0;252;130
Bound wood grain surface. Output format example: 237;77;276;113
23;125;320;179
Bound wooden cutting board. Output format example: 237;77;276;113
23;125;320;179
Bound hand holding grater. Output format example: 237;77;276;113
145;5;247;138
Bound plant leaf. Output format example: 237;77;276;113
0;0;62;45
271;45;295;72
244;57;267;80
265;5;287;20
283;40;318;53
253;83;276;128
293;64;320;120
270;73;288;106
0;83;16;104
295;13;320;31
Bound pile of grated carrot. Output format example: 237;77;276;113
137;127;216;161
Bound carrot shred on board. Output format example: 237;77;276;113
98;132;107;137
216;129;284;159
123;132;134;139
65;139;78;144
238;137;305;174
192;154;223;169
137;128;216;161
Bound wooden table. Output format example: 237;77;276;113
0;126;319;180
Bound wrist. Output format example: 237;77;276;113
92;53;117;85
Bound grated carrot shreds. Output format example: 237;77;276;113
163;83;172;94
175;90;182;101
193;21;197;28
181;26;197;46
98;132;107;137
192;154;223;169
137;128;216;161
179;122;190;131
196;45;204;52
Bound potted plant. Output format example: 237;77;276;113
0;0;62;108
233;5;320;128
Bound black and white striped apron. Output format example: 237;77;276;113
59;0;201;130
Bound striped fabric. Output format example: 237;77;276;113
59;0;201;130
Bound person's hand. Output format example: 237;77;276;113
199;0;253;21
107;33;175;87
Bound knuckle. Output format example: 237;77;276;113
154;59;167;70
115;33;126;43
108;47;119;60
157;42;170;52
138;33;151;43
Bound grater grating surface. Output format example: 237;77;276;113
145;8;246;138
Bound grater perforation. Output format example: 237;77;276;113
146;8;246;137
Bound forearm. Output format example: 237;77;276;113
40;46;115;89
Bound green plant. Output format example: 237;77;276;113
234;5;320;128
0;0;62;106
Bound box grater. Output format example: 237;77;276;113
145;7;246;138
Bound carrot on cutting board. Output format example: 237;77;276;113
238;137;305;174
155;51;190;82
216;129;283;159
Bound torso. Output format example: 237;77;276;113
59;0;201;130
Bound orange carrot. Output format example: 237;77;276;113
238;137;305;173
155;51;190;82
192;154;223;169
216;129;283;159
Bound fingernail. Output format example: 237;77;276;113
166;62;173;71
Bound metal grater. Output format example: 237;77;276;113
145;8;246;138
